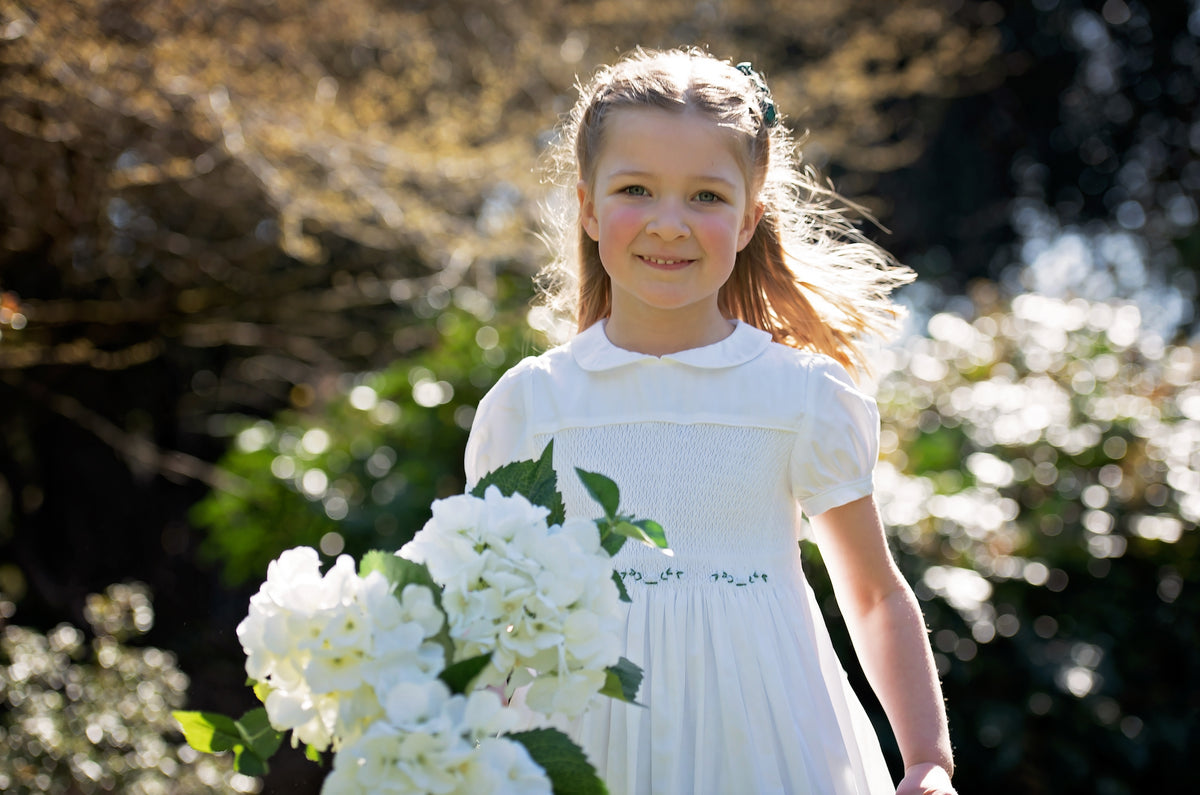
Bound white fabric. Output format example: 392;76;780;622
465;320;895;795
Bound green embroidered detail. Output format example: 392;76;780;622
616;568;770;586
711;571;769;587
617;567;684;585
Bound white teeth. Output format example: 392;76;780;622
644;257;686;264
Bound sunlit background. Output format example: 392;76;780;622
1;1;1197;792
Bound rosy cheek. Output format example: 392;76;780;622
604;206;644;234
693;216;738;248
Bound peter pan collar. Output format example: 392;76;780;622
570;319;772;372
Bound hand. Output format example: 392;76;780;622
895;762;956;795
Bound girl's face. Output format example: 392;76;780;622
578;108;762;328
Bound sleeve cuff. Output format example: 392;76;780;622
799;474;874;517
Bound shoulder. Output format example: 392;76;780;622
477;341;579;406
466;344;577;484
756;342;878;434
759;338;844;370
500;340;579;383
755;340;864;393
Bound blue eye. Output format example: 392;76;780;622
696;191;721;203
621;185;648;197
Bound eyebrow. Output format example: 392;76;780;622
606;169;739;191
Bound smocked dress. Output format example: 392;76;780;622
464;320;895;795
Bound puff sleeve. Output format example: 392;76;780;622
464;363;536;488
790;359;881;516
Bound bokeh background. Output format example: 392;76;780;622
1;0;1197;792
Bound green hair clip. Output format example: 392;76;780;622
736;61;778;128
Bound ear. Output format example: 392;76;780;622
577;180;600;242
737;202;765;251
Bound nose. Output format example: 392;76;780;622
645;199;689;240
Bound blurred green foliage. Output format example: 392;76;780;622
0;584;253;794
191;278;541;584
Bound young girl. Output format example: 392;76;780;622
465;48;956;795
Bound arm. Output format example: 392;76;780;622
464;364;534;488
808;494;956;794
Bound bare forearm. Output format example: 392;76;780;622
809;497;955;786
843;584;954;777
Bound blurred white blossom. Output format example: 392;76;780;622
0;586;253;793
877;285;1199;666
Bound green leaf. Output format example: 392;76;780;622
173;708;283;777
172;710;242;753
612;519;669;550
508;728;608;795
575;468;619;518
599;657;644;706
305;743;324;765
360;549;425;587
233;744;269;778
472;441;565;525
599;519;626;558
439;652;493;695
236;707;283;761
611;570;631;603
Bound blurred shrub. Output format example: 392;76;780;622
0;584;255;794
862;282;1198;791
191;281;542;584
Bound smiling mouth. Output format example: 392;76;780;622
639;255;694;268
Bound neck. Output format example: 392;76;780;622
603;304;735;356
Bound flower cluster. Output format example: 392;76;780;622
235;546;445;750
182;451;653;793
400;485;624;717
322;683;550;795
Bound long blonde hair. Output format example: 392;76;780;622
538;47;913;376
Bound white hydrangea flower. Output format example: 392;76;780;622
321;681;551;795
524;666;609;717
466;737;554;795
236;547;445;750
399;487;624;718
362;584;447;697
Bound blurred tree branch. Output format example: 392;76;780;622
1;0;1005;485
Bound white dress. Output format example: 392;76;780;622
465;320;896;795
